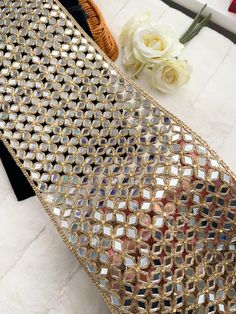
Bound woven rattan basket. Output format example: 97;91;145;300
80;0;119;61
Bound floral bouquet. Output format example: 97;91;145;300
119;5;211;94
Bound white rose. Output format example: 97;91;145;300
133;25;184;64
151;58;191;94
119;12;151;47
119;13;151;77
122;41;144;77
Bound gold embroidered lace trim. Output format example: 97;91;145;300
0;1;235;313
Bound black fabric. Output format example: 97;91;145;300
0;0;93;201
0;142;35;200
60;0;94;39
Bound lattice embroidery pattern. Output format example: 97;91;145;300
0;0;235;313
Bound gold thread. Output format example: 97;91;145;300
0;1;235;313
0;136;118;314
54;0;236;184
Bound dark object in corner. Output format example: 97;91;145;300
229;0;236;14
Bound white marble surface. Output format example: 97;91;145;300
0;0;236;313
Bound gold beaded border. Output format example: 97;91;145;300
0;0;235;313
0;135;118;314
54;0;236;183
